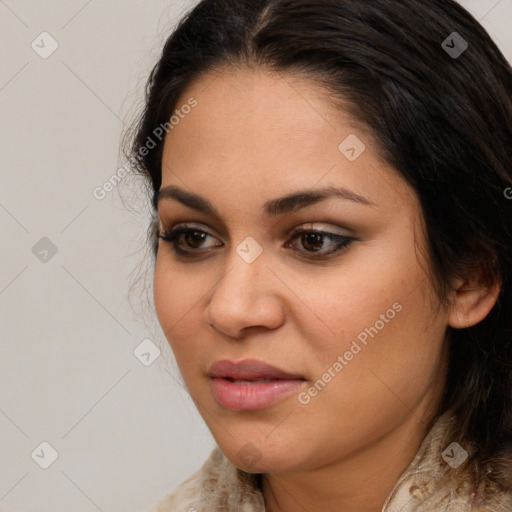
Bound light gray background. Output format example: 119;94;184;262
1;1;511;511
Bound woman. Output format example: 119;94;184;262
124;0;512;510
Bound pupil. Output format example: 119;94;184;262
187;231;205;248
303;233;323;252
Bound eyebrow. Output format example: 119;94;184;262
156;184;374;217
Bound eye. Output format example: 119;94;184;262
158;224;221;256
157;223;357;259
286;227;356;259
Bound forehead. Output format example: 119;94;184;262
164;66;368;153
160;66;416;215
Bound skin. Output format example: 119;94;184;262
153;66;499;512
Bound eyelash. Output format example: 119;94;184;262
158;224;356;260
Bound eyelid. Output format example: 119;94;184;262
287;222;352;238
158;221;218;240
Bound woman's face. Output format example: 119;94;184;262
154;66;450;473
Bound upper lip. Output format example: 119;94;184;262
208;359;305;380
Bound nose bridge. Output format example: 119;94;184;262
214;236;267;300
204;236;284;335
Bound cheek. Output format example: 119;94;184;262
288;283;447;463
310;276;446;416
301;239;446;400
153;258;199;344
153;258;214;379
294;253;417;355
153;259;175;332
153;271;194;393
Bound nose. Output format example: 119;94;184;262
203;247;286;338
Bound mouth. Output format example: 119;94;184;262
223;377;275;384
208;359;307;411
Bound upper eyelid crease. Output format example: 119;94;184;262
156;184;375;218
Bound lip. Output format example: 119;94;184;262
208;359;304;380
208;359;307;411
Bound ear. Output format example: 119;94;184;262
448;270;501;329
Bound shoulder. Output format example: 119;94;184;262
383;410;512;512
145;446;265;512
469;452;512;512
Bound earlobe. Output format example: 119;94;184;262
448;277;501;329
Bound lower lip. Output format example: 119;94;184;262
211;377;306;411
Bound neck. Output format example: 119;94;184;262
261;408;438;512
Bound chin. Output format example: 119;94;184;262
219;439;304;474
